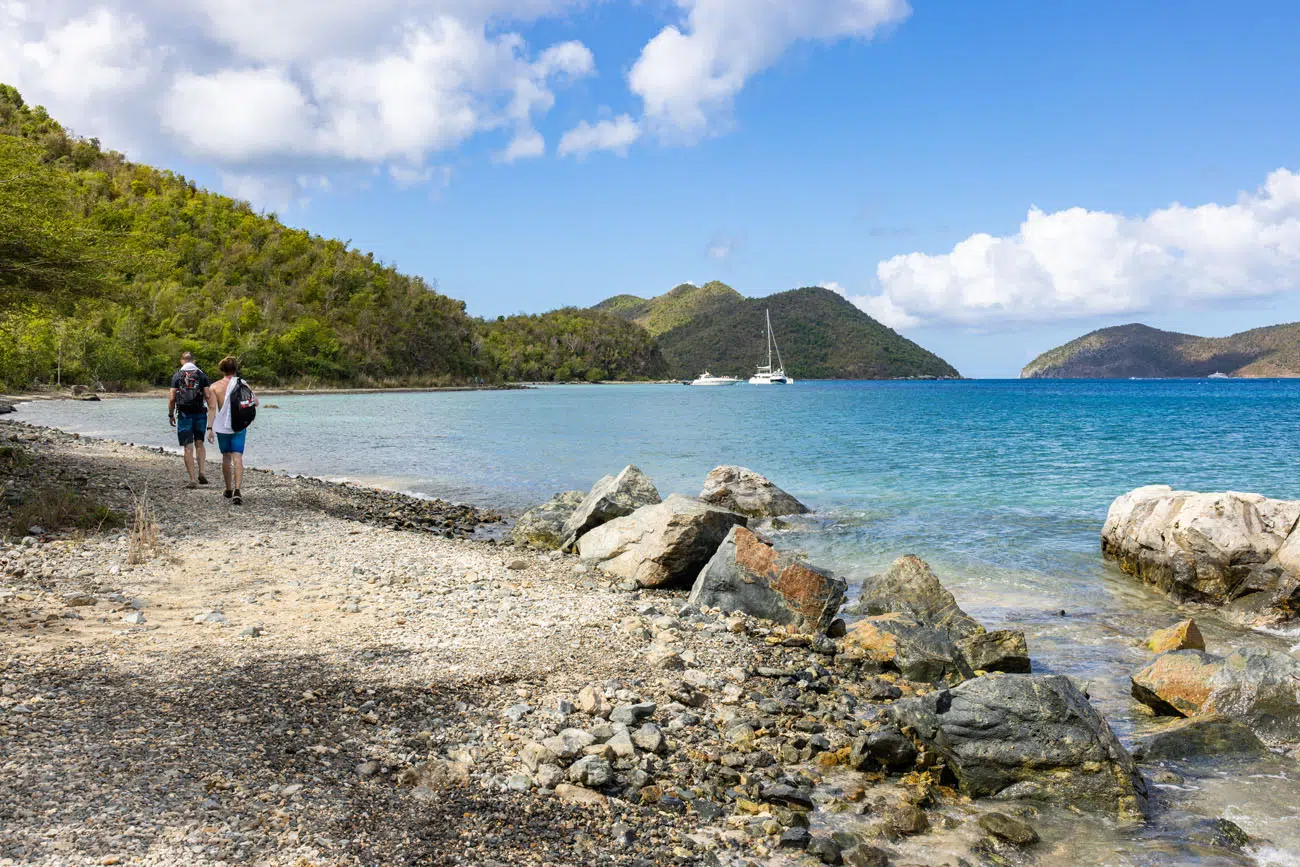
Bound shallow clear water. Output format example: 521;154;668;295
14;379;1300;863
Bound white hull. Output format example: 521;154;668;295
748;373;792;384
691;380;741;386
689;371;741;386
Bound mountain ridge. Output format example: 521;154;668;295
594;282;960;380
1021;322;1300;378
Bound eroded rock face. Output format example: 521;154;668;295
848;556;985;642
689;526;845;633
509;490;585;550
576;494;746;588
1202;647;1300;744
889;673;1147;820
1102;486;1300;626
699;466;809;518
561;465;662;550
840;613;973;685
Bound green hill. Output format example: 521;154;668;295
594;282;959;380
0;84;665;390
1021;322;1300;378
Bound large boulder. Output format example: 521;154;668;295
840;613;973;685
561;465;662;550
1131;650;1224;717
689;526;845;633
1102;486;1300;627
699;466;809;518
1130;714;1268;762
576;494;746;588
847;555;984;642
889;673;1147;820
1131;647;1300;745
509;491;585;550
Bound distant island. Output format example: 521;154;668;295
1021;322;1300;378
595;281;960;380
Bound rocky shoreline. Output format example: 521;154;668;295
1;423;1296;865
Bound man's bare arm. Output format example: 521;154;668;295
168;388;178;426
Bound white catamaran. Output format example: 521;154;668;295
749;309;793;385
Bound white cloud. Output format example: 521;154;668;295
0;1;595;195
853;169;1300;328
557;114;640;159
707;236;738;261
628;0;910;139
498;128;545;162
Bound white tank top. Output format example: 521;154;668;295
214;377;238;434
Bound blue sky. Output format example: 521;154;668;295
5;0;1300;377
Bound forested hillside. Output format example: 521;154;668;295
0;85;664;389
596;282;960;380
1021;322;1300;378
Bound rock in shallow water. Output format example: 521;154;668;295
956;628;1031;673
698;465;809;518
848;555;985;642
1131;714;1269;761
689;526;845;634
1131;650;1224;717
840;613;973;685
888;673;1147;819
1144;618;1206;653
1102;485;1300;627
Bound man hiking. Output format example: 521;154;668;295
211;356;252;505
168;351;215;489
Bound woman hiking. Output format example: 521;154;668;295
210;356;253;505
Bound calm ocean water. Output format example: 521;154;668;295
14;379;1300;863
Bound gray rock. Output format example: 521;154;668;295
848;555;984;641
840;613;973;684
561;465;662;550
541;728;597;760
502;703;533;723
576;494;746;588
505;772;533;792
978;812;1039;846
957;629;1031;673
194;611;228;625
356;760;381;777
567;755;613;787
520;742;557;772
849;726;917;771
535;764;564;789
609;702;656;726
1130;714;1269;762
121;611;145;625
1102;486;1300;628
689;526;845;634
509;490;586;550
1202;646;1300;743
699;465;809;518
607;730;636;758
240;625;262;638
842;845;890;867
631;723;665;754
888;673;1147;819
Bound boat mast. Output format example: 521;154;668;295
765;309;773;371
769;310;785;372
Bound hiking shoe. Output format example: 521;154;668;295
233;489;242;505
198;474;209;485
186;481;198;490
224;489;233;499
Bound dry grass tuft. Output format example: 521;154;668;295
8;483;122;537
127;488;164;564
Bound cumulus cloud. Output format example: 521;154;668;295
847;169;1300;328
557;115;640;159
629;0;910;139
0;0;594;194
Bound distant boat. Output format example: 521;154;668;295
748;309;794;385
689;371;741;386
1207;371;1231;379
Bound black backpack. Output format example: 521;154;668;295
230;378;258;432
176;369;203;410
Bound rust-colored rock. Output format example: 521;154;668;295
1131;650;1224;717
1144;619;1206;654
840;613;972;684
689;526;845;633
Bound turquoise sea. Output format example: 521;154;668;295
14;379;1300;864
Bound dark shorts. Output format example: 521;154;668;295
217;430;246;454
176;412;206;447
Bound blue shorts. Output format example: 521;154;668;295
217;430;246;454
176;412;206;446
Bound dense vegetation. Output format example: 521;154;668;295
1021;322;1300;378
595;282;960;380
0;85;664;390
478;308;667;382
